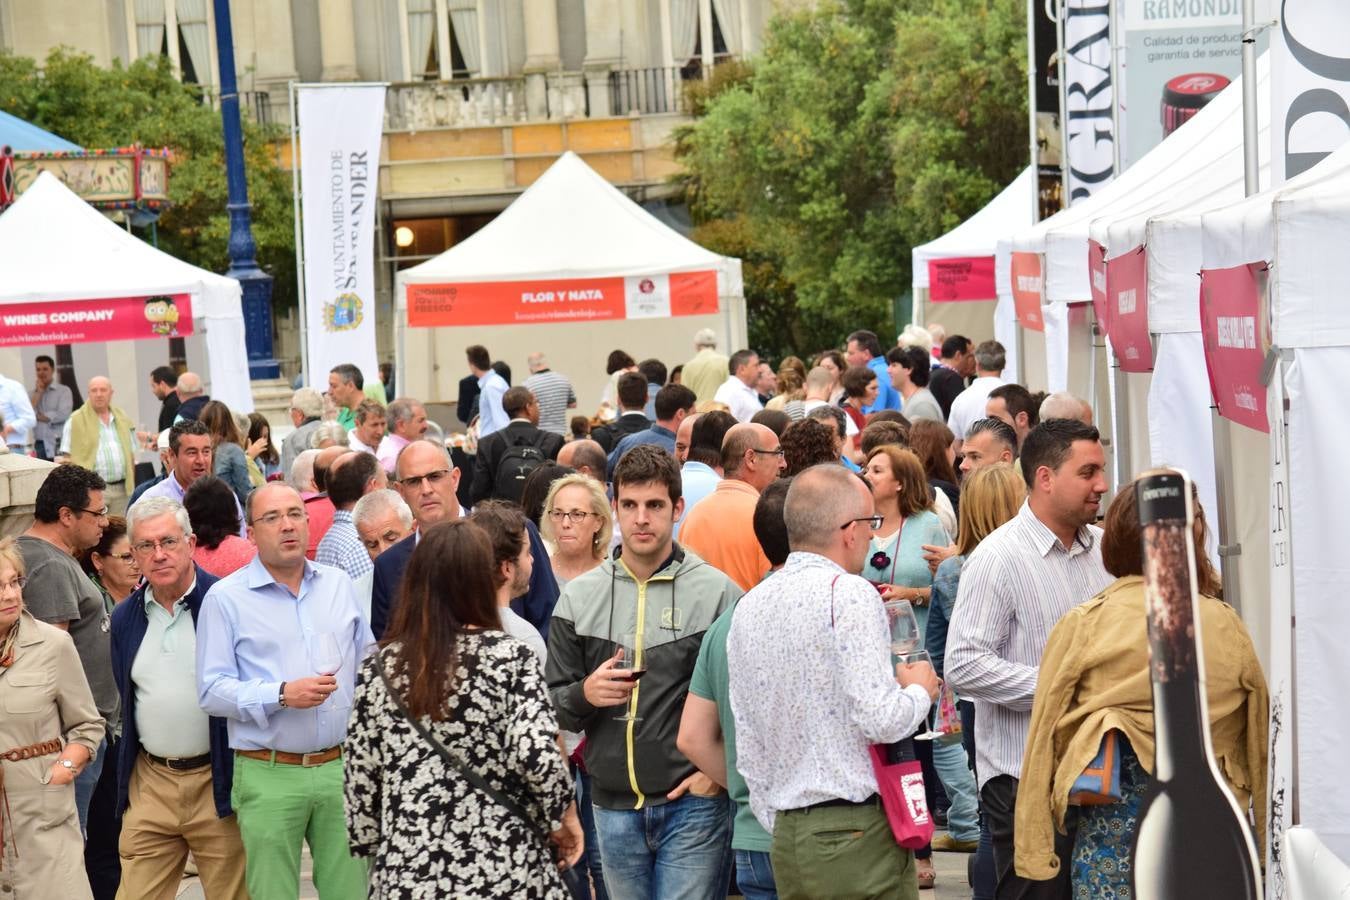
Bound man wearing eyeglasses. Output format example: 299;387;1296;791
727;464;940;900
197;483;374;900
679;423;786;591
372;439;561;641
110;497;246;898
18;464;118;831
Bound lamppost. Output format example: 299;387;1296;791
213;0;279;379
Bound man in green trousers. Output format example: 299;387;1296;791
197;483;375;899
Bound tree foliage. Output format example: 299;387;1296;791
0;48;295;309
677;0;1026;359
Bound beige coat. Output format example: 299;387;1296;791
0;611;104;899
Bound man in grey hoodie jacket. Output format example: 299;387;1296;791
546;444;741;900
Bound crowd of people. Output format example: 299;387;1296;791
0;323;1268;900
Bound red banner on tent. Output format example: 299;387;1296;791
927;256;997;302
1010;252;1045;331
1088;239;1109;332
1199;263;1269;433
406;270;719;328
0;293;192;348
1106;245;1153;373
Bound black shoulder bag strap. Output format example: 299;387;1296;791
375;653;545;838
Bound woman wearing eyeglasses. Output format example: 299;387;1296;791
539;473;614;900
79;515;140;610
0;536;105;899
860;444;950;890
540;474;613;590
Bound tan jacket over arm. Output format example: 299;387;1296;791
1014;577;1268;881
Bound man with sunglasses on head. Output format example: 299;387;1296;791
19;464;118;832
197;483;373;900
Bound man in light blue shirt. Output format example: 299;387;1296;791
675;410;732;538
196;482;373;900
468;343;509;437
0;371;37;453
846;329;901;413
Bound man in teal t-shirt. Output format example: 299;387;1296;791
678;478;791;900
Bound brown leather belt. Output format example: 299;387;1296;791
235;746;341;767
0;739;61;762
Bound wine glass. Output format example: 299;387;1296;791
612;631;645;723
898;650;943;740
312;633;344;677
884;599;922;660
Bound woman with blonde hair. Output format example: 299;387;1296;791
926;462;1026;898
1015;475;1265;897
539;474;612;589
0;536;105;898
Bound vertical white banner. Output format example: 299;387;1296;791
1265;361;1293;900
1270;0;1350;186
1062;0;1115;203
298;84;386;387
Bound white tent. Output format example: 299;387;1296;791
395;152;746;408
911;167;1034;381
1201;142;1350;865
0;172;253;411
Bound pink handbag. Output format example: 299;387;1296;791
869;742;934;849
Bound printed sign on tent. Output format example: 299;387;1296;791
1106;245;1153;373
408;270;719;328
1199;262;1269;433
1088;239;1109;332
1271;0;1350;185
1010;252;1045;331
927;257;997;302
0;293;192;347
298;84;385;388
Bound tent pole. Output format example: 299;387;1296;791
1210;0;1262;616
290;80;310;388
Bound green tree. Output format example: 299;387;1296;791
0;48;295;310
677;0;1026;358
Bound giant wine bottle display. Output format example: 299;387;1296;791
1131;470;1261;899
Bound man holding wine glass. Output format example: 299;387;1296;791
546;445;741;900
945;419;1113;899
727;463;940;900
197;482;374;900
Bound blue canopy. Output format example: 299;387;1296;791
0;110;81;152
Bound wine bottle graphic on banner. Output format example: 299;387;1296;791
1130;470;1260;899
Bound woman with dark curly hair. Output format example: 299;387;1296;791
780;418;840;477
183;476;256;577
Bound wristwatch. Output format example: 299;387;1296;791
60;759;75;771
278;682;288;708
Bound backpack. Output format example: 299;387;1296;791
493;439;547;503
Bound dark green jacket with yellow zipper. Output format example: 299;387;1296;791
546;545;741;810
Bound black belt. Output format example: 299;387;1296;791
786;793;881;814
143;749;211;771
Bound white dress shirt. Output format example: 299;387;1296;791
945;502;1112;789
946;375;1006;442
713;376;763;423
728;552;932;831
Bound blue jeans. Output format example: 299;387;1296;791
734;848;777;900
577;770;609;900
592;792;732;900
932;737;979;842
73;737;107;836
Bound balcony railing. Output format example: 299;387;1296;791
385;78;528;131
203;89;274;127
609;66;694;116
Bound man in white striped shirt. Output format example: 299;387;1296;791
946;418;1112;899
523;352;577;436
